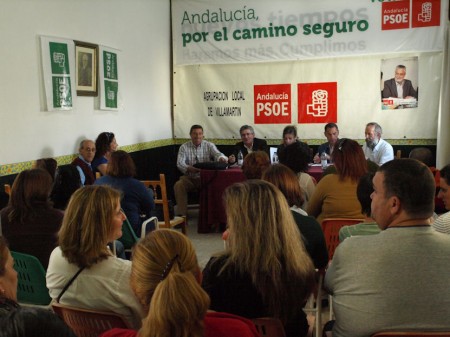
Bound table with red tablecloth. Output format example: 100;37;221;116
307;165;325;183
198;168;246;233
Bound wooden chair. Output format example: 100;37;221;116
396;149;402;159
321;218;364;261
303;268;325;337
141;174;187;235
252;317;286;337
372;332;450;337
52;302;131;337
4;183;11;196
11;251;51;307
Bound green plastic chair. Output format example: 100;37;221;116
11;251;51;306
118;216;158;257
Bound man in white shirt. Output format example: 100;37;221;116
174;124;228;216
362;122;394;166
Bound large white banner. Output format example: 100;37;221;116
172;0;447;66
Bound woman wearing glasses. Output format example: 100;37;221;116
307;138;367;224
92;132;118;176
46;185;144;329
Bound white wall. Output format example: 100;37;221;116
0;0;172;165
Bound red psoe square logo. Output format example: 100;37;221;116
412;0;440;27
382;0;410;30
298;82;337;124
254;84;291;124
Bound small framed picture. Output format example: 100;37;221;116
75;41;98;96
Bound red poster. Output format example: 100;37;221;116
412;0;440;28
298;82;337;124
254;84;291;124
382;0;410;30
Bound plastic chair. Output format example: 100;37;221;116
11;251;51;306
321;218;363;320
119;215;158;256
252;317;286;337
304;268;325;337
372;332;450;337
52;302;131;337
4;184;11;196
321;218;364;260
141;174;187;235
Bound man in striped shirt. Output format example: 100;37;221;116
174;125;228;216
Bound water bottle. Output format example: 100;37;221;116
237;150;244;166
272;152;278;163
320;152;327;169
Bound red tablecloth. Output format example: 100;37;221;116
198;168;246;233
307;165;324;183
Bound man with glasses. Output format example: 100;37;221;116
228;125;268;165
71;139;96;185
362;122;394;166
174;125;228;216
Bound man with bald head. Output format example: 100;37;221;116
71;139;96;185
325;159;450;336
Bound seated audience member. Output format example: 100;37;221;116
100;229;259;337
433;164;450;233
307;139;367;224
46;185;144;328
409;147;445;213
174;125;228;216
0;169;63;269
362;122;394;166
228;125;268;165
262;164;328;269
277;125;299;154
92;132;118;176
202;180;315;337
338;172;380;242
325;159;450;337
313;123;339;163
0;236;19;317
71;139;96;185
95;150;155;236
241;151;270;179
50;165;82;210
34;157;58;181
0;307;76;337
278;141;315;210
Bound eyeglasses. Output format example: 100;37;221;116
338;138;348;151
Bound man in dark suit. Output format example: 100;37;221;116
382;64;417;99
228;125;268;164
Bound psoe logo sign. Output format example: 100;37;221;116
412;0;440;28
298;82;337;124
381;0;410;30
254;84;291;124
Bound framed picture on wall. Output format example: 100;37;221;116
75;41;98;96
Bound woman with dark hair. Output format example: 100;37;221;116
307;138;367;223
202;180;315;337
262;164;328;269
50;165;82;210
94;150;155;236
277;125;298;154
101;229;259;337
241;151;270;179
0;236;19;317
0;307;76;337
92;132;118;176
34;157;58;181
46;185;144;328
0;169;63;269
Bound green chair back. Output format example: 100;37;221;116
11;251;51;305
118;217;138;251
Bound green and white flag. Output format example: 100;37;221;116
100;46;120;110
40;36;75;110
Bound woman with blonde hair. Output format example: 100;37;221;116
46;185;144;328
202;180;315;337
307;138;367;223
100;229;259;337
262;164;328;269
